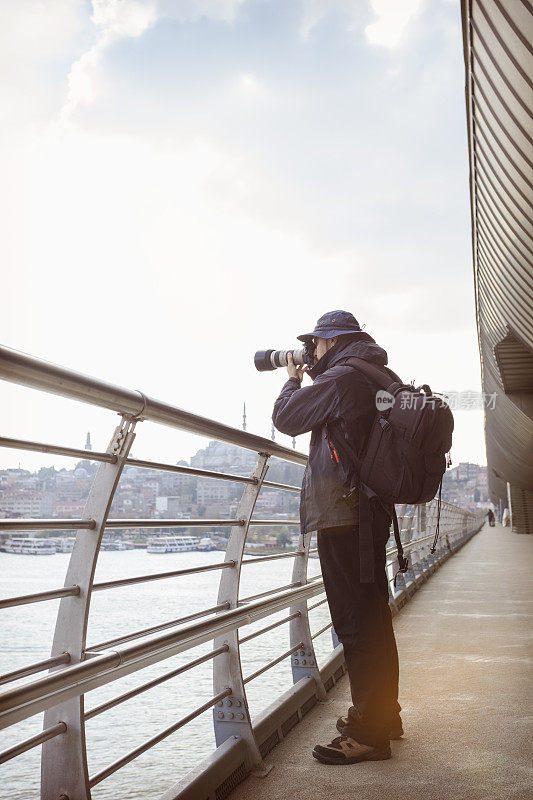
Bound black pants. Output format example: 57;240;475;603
317;509;401;747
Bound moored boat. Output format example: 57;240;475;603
4;537;56;555
147;535;200;553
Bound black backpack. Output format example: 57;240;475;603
328;357;454;583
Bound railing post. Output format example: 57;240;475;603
212;453;271;774
41;417;137;800
289;532;327;699
413;503;428;581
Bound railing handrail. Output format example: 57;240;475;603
0;344;307;464
0;340;486;796
0;578;326;729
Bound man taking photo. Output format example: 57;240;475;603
272;310;403;765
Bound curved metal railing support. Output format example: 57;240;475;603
212;453;271;774
289;532;326;700
41;417;137;800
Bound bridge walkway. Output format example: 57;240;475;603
230;523;532;800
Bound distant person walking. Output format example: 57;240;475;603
487;509;495;527
272;311;402;765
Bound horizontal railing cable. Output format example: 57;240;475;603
126;459;301;491
0;722;67;766
386;532;442;557
0;585;80;610
84;646;228;721
261;480;301;492
126;457;258;485
86;603;230;652
248;519;300;526
243;642;304;685
0;654;71;687
104;518;244;529
307;596;328;611
240;576;321;609
89;688;232;788
239;612;301;644
241;550;305;565
238;582;301;605
0;519;95;531
0;435;117;463
0;515;299;533
92;562;234;592
311;622;333;640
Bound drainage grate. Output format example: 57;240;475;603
215;762;247;800
259;729;280;758
281;711;299;737
301;695;317;717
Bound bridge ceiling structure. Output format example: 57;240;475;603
461;0;533;533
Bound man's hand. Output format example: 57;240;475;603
287;352;308;383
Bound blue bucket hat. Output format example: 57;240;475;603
297;310;362;343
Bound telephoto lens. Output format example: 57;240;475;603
254;348;308;372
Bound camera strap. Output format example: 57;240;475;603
325;423;408;584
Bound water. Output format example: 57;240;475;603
0;549;332;799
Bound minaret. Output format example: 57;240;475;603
271;422;276;441
85;432;92;452
242;403;247;432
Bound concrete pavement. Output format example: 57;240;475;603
230;523;533;800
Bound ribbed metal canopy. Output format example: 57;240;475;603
461;0;533;532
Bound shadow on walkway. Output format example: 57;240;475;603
230;523;533;800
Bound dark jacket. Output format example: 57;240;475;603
272;334;399;534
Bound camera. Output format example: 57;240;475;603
254;344;315;372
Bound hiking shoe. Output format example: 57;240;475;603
336;715;404;739
312;735;391;765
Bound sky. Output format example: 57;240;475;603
1;0;487;472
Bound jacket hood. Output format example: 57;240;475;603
308;332;389;380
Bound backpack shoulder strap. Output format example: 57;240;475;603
342;356;402;389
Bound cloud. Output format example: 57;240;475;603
57;0;252;124
365;0;423;47
298;0;423;44
55;0;427;127
298;0;368;40
156;0;247;23
59;0;157;123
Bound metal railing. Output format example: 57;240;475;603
0;344;484;797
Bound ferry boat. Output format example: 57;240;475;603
198;536;215;551
51;537;76;553
100;540;127;551
3;537;56;555
147;535;200;553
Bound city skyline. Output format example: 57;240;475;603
0;435;489;525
